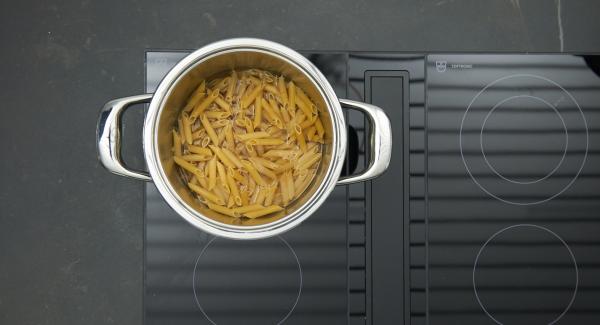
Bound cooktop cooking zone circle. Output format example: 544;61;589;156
473;224;579;325
193;236;302;325
480;95;568;185
459;74;589;205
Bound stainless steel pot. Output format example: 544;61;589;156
97;38;391;239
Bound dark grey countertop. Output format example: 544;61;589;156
1;0;599;324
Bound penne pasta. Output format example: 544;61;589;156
263;149;296;159
228;167;248;186
264;181;278;206
247;177;256;194
298;152;322;171
248;76;262;85
273;160;293;173
234;117;247;128
200;136;211;147
197;174;209;189
250;185;260;204
177;117;186;144
294;170;307;192
245;143;256;157
173;156;203;178
213;183;228;204
255;144;264;155
191;128;206;140
221;147;244;168
296;130;308;152
212;77;230;92
315;117;325;139
217;125;227;145
182;113;194;145
211;119;229;129
226;171;242;206
206;202;237;217
296;145;319;164
225;70;237;103
243;116;254;134
267;98;283;121
214;96;231;113
295;96;313;120
246;138;285;146
279;173;289;205
236;81;249;102
236;131;270;141
250;157;280;171
280;103;291;123
183;80;206;113
273;142;294;150
181;154;212;162
273;193;283;206
241;84;264;109
249;158;278;180
277;75;288;104
295;86;314;110
295;169;315;199
300;116;315;129
172;130;182;157
201;115;219;145
240;188;250;206
232;204;264;214
305;126;317;140
255;187;266;206
188;183;224;205
285;171;295;201
287;81;296;116
261;98;283;128
191;89;219;119
216;161;229;192
244;205;284;219
214;77;230;92
174;69;324;220
188;145;212;156
204;111;231;119
264;84;279;96
253;95;263;129
241;160;267;186
209;145;236;169
208;156;217;190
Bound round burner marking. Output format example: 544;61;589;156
459;73;589;205
480;95;569;185
193;236;302;325
473;224;579;325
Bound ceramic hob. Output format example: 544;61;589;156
144;52;600;325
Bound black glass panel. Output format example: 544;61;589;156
144;51;600;325
426;54;600;325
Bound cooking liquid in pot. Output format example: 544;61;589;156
172;69;326;221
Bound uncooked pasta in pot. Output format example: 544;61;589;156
172;69;326;219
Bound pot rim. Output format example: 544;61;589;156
143;38;347;239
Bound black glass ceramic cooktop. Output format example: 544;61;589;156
144;52;600;324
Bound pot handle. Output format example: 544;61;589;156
97;94;153;181
337;99;392;185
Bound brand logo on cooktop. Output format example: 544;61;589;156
436;60;474;72
436;60;447;72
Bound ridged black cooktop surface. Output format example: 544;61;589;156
145;52;600;324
